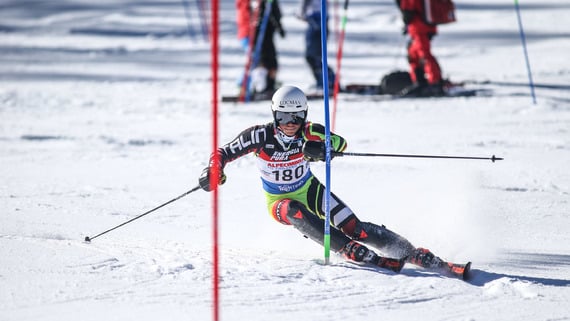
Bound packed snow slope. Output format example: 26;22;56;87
1;0;569;320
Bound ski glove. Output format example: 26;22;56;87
198;166;227;192
302;141;335;162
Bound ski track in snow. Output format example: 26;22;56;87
1;0;569;320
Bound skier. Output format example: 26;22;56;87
396;0;445;97
198;85;460;274
297;0;336;91
236;0;286;96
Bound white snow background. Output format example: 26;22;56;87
1;0;569;320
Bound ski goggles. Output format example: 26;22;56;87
274;111;306;125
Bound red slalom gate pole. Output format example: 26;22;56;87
210;0;220;320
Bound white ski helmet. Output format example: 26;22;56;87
271;85;308;126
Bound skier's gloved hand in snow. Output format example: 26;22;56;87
198;166;227;192
302;140;333;162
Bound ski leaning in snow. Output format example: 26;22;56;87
340;246;471;280
425;260;472;280
447;261;472;280
342;83;487;98
222;91;326;102
406;247;472;280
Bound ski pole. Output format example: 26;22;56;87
332;151;503;162
84;185;202;242
196;0;210;41
513;0;536;104
181;0;197;40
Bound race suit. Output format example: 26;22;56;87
207;121;416;261
203;120;451;268
210;121;354;229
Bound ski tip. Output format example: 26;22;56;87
462;262;472;281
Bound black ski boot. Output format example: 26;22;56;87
407;247;444;269
341;241;406;273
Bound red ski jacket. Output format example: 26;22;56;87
399;0;437;35
236;0;251;39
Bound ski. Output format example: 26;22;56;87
343;83;383;95
222;92;325;103
342;83;488;98
440;261;471;280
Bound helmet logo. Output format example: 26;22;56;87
280;100;302;107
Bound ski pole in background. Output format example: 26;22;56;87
181;0;197;40
513;0;536;104
331;0;349;132
84;186;201;243
196;0;210;41
331;151;503;162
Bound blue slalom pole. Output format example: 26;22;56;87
514;0;536;104
245;0;274;102
320;0;332;265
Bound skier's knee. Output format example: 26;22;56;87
339;217;371;241
270;199;305;225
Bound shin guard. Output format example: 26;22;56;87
353;221;415;259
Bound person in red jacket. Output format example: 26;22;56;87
397;0;444;97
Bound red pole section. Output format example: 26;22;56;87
210;1;220;321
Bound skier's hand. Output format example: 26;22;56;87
302;140;331;162
278;27;286;38
198;166;227;192
401;25;408;35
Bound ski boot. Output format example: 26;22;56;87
407;248;471;279
342;241;406;273
407;247;444;269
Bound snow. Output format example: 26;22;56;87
1;0;569;320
